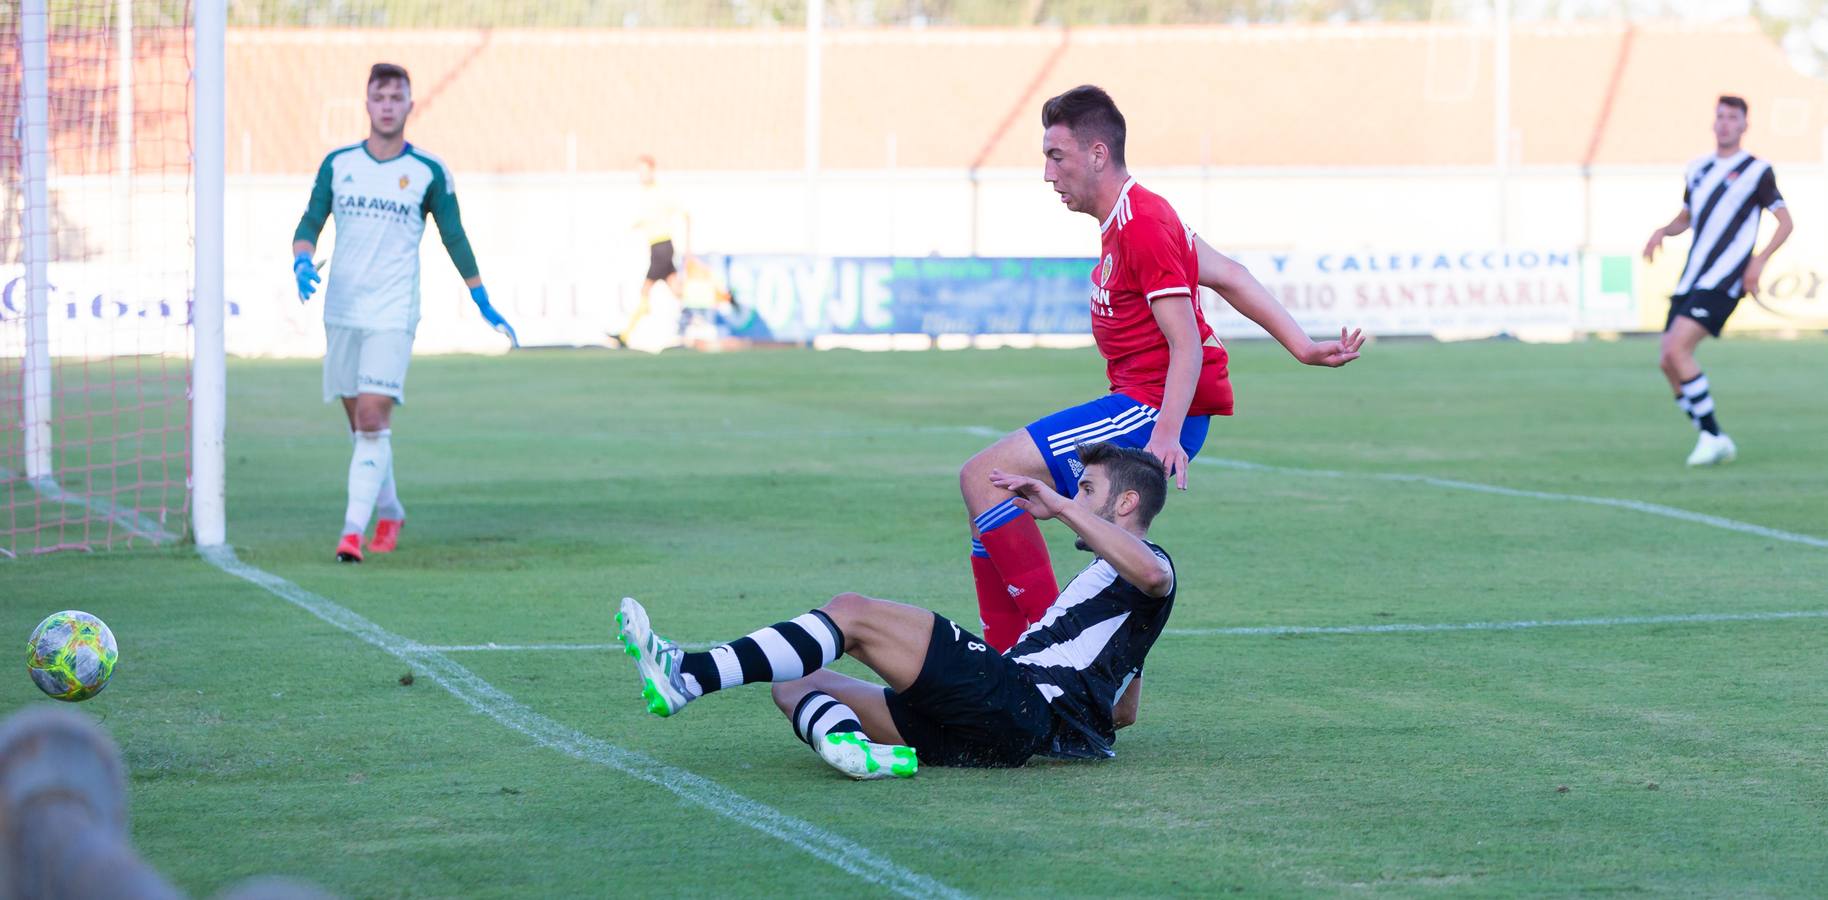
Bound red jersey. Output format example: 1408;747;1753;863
1090;179;1233;416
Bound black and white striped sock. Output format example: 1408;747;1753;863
1679;373;1722;436
790;691;865;747
677;609;845;697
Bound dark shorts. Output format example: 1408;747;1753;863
882;615;1053;768
646;239;678;282
1667;289;1739;337
1023;393;1211;496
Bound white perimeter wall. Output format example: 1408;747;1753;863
11;163;1824;356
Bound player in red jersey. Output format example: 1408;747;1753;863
960;85;1365;652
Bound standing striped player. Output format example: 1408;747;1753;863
292;63;518;562
1642;95;1793;467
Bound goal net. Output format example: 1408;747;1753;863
1;0;192;556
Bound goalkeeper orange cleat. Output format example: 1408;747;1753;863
335;532;364;563
371;518;404;554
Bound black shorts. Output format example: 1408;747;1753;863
882;615;1053;768
646;240;678;281
1667;289;1739;337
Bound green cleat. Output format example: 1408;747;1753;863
614;597;694;718
817;732;918;780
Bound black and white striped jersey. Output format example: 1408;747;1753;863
1676;151;1785;299
1007;542;1176;759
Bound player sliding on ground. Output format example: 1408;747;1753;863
614;442;1175;778
291;63;518;563
961;84;1366;652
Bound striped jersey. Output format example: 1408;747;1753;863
293;142;480;332
1675;151;1784;299
1008;541;1176;759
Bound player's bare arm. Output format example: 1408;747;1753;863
1642;208;1691;261
988;469;1173;597
1742;206;1793;296
1193;236;1364;367
1146;297;1201;491
1113;676;1142;729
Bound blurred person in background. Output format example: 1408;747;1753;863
614;155;693;347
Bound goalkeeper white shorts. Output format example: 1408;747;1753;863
323;325;414;404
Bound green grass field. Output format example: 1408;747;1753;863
5;336;1828;897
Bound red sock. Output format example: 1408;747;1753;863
978;513;1059;626
971;552;1026;652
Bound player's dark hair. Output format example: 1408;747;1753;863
1718;95;1748;115
1041;85;1127;168
368;63;411;91
1076;442;1166;528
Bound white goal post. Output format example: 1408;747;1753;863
192;0;225;547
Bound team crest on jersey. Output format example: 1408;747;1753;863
1725;171;1740;184
1098;254;1114;287
399;174;410;189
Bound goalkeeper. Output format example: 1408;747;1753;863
292;62;515;563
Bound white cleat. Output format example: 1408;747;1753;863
1686;431;1737;467
614;597;694;718
815;731;918;780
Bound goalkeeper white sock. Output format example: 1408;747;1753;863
375;458;405;521
343;429;392;536
350;430;404;521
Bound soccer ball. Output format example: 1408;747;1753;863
25;610;117;702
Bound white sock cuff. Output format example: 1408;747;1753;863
1679;374;1710;399
710;646;745;691
792;691;862;745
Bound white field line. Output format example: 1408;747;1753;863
1;468;178;544
199;546;965;900
532;423;1824;551
378;439;1828;653
426;608;1828;653
620;425;1004;440
1165;609;1828;637
429;641;719;652
690;427;1825;550
1194;457;1828;549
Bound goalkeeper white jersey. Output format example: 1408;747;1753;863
294;142;479;333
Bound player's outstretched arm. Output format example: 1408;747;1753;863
424;174;518;347
1193;236;1363;367
988;470;1174;597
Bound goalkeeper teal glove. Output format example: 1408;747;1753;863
293;252;320;302
470;285;519;348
